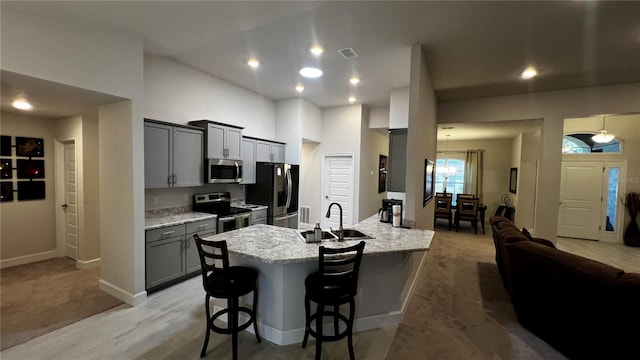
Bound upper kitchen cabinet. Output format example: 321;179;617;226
189;120;243;161
256;139;286;163
144;120;204;188
240;138;256;184
387;129;407;192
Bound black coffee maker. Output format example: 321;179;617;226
379;199;403;224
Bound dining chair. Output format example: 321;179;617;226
454;198;480;234
434;195;453;230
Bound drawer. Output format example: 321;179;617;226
186;219;217;235
146;224;185;243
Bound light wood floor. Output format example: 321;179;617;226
2;230;639;359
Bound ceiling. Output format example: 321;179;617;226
2;1;639;138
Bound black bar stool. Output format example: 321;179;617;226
193;234;261;360
302;241;366;360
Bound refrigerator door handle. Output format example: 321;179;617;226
285;169;292;209
273;212;297;221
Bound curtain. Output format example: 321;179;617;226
464;150;484;202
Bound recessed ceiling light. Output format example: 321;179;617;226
299;67;323;78
295;84;304;93
310;45;324;56
349;77;360;85
12;97;32;110
348;96;357;103
247;58;260;68
521;66;537;79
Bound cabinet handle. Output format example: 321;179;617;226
198;225;207;230
167;175;173;185
161;231;176;237
173;174;177;185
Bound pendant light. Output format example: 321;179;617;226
592;115;615;143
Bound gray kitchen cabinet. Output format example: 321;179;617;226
146;235;186;289
206;123;242;160
256;139;286;163
241;138;256;184
387;129;407;192
145;218;216;291
144;120;203;188
251;207;268;225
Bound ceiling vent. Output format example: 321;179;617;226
337;47;359;60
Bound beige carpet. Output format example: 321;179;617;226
1;257;123;351
386;228;567;359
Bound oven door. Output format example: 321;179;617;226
208;159;243;184
218;213;252;233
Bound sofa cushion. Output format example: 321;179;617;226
521;227;556;248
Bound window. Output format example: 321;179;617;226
562;134;621;154
435;158;465;203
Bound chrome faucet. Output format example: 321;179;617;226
326;202;344;241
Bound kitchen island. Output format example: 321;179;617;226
203;214;434;345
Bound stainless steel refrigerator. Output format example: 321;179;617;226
246;163;299;229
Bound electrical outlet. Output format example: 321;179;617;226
184;193;189;201
153;195;159;204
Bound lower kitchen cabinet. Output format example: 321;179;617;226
251;207;268;225
145;218;216;292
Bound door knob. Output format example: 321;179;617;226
61;203;68;209
325;196;329;199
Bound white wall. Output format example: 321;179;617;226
438;83;640;240
405;45;437;230
301;141;322;225
389;87;409;129
275;99;302;165
518;130;541;231
369;107;390;129
359;111;389;221
2;9;146;305
0;112;57;266
300;100;323;142
144;55;276;138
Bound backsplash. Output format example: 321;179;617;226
145;184;246;210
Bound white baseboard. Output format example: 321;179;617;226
213;305;405;346
76;258;101;269
99;279;147;306
0;250;57;269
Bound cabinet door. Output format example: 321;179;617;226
241;138;256;184
173;127;204;187
271;143;286;163
145;236;185;289
144;122;172;188
206;124;226;159
225;127;243;160
256;140;272;162
185;231;214;274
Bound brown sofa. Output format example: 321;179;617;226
490;216;640;359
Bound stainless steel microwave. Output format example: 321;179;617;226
207;158;243;183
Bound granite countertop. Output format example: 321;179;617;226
203;214;434;264
145;212;217;230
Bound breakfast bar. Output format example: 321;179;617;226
203;214;434;345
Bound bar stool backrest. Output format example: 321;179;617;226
318;241;366;296
193;235;230;287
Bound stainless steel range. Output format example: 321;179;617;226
193;192;252;233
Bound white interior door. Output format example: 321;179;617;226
63;141;78;260
558;161;603;240
322;155;354;229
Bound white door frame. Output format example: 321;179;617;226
54;138;78;260
321;154;356;229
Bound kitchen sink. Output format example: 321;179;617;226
298;230;337;243
331;229;374;240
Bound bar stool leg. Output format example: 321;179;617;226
231;297;239;360
200;295;211;358
302;294;310;348
315;303;324;360
333;305;339;336
347;298;356;360
252;286;262;343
